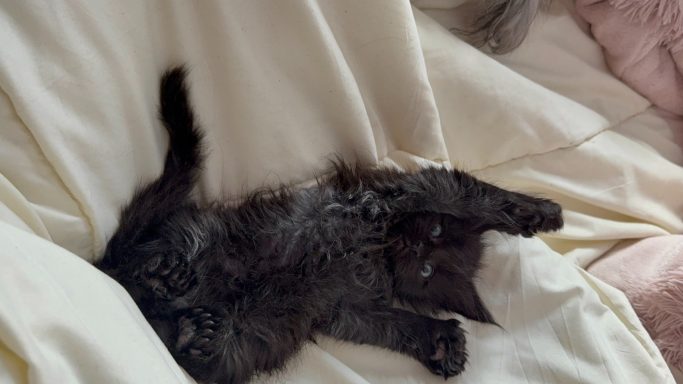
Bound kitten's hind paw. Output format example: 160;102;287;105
175;307;225;360
142;253;196;300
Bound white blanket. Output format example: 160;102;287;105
0;0;675;383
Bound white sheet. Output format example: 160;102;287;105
0;0;675;383
417;0;683;266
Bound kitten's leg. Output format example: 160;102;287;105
319;306;467;379
332;162;563;237
174;306;311;384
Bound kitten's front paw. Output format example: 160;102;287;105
176;307;225;360
142;253;196;300
507;198;563;237
419;319;467;379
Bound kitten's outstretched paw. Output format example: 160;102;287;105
176;307;224;360
142;253;196;300
507;198;563;237
420;319;467;379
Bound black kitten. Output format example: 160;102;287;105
96;67;563;383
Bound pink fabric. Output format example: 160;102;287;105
589;235;683;371
576;0;683;115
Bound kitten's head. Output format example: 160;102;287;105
386;212;496;325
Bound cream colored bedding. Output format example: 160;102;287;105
0;1;677;383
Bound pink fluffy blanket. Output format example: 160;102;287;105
576;0;683;115
588;236;683;372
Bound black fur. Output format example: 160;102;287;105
97;67;563;383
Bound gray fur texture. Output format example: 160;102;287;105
460;0;551;53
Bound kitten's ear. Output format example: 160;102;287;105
452;283;500;328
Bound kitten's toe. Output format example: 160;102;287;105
176;307;225;360
143;253;196;299
422;319;467;378
508;198;563;237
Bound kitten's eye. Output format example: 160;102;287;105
430;224;442;238
420;262;434;278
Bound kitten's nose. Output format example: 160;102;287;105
411;241;424;257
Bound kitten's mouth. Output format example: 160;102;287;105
384;236;405;251
361;236;401;255
383;237;420;261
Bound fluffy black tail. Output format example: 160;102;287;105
99;66;204;268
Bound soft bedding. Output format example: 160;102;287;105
576;0;683;116
589;235;683;372
0;0;677;383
